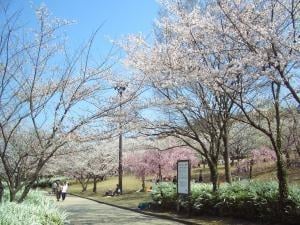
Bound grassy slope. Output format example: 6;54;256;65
193;163;300;185
253;166;300;184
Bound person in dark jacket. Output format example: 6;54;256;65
56;182;62;201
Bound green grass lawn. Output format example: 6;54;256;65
69;175;152;208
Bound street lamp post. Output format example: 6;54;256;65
115;86;126;195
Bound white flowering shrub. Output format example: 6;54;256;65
0;190;67;225
151;182;177;210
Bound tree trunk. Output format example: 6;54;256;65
275;150;289;209
272;82;289;210
17;185;31;203
93;177;97;193
284;149;291;168
223;124;232;183
9;190;16;202
249;161;253;180
296;144;300;157
17;177;38;203
0;180;3;203
141;177;145;192
79;179;89;192
82;184;87;192
158;165;162;181
208;161;219;192
223;152;231;183
198;169;203;182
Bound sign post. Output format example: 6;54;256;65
177;160;191;216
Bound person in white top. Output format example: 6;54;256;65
61;182;68;201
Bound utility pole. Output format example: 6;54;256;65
115;86;126;194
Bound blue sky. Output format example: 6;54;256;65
7;0;160;124
17;0;159;56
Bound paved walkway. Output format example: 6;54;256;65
57;195;184;225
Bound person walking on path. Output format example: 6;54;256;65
61;182;68;201
56;182;62;201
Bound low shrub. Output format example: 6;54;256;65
214;181;279;221
0;189;67;225
150;181;300;224
151;182;177;210
191;183;217;215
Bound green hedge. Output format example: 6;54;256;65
0;189;67;225
151;181;300;224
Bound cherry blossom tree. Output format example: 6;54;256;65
0;3;122;202
214;0;299;206
64;150;92;193
124;146;199;191
216;0;300;105
120;1;238;190
88;146;118;193
123;49;229;191
139;136;199;179
50;140;118;193
121;0;299;206
124;151;150;192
